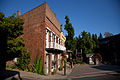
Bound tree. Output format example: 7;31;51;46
93;34;98;43
0;12;29;71
92;34;95;40
104;32;113;38
98;33;103;40
88;32;92;39
16;51;31;70
60;24;63;32
77;31;94;62
81;31;93;54
64;15;75;51
92;34;99;53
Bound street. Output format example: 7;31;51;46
71;74;120;80
68;64;120;80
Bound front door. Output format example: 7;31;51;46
46;54;49;74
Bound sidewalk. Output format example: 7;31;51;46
2;64;120;80
2;62;72;80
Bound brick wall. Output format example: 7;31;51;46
17;2;62;74
45;3;61;37
21;3;46;63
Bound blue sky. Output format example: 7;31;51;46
0;0;120;37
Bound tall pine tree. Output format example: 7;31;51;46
98;33;103;40
64;15;75;51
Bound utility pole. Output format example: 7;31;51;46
64;60;66;75
63;53;66;76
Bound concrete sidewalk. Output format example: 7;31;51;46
1;69;69;80
2;63;72;80
2;64;120;80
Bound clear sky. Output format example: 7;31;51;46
0;0;120;37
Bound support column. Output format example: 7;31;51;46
49;53;52;75
57;54;58;70
44;51;46;75
59;54;61;66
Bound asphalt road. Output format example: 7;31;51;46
71;74;120;80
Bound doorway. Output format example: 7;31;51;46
46;54;49;74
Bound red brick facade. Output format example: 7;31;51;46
14;2;66;75
21;3;46;63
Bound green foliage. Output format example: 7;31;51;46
98;33;103;40
62;55;67;63
34;56;44;75
72;59;77;64
104;32;113;38
52;69;56;75
60;24;63;32
76;31;95;62
16;51;31;71
92;33;100;53
0;12;26;71
54;13;56;16
6;65;17;69
81;62;86;64
76;31;104;63
64;15;75;52
59;65;63;71
27;65;35;72
27;56;44;75
78;31;94;54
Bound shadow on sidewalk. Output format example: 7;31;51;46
91;64;120;73
0;70;22;80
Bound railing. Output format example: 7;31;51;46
46;42;66;51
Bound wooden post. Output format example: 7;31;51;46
64;60;66;75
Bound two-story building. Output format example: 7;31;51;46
17;2;66;75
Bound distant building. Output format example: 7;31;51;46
86;53;102;65
17;2;66;75
99;34;120;65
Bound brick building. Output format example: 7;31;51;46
17;2;66;75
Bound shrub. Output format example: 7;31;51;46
72;59;77;64
6;65;17;69
16;51;31;71
81;62;86;64
59;65;63;71
27;65;35;72
33;56;44;75
52;69;56;75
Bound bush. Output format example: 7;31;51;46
28;56;44;75
27;65;35;72
52;69;56;75
81;62;86;64
59;65;63;71
34;56;44;75
16;51;31;71
6;65;17;69
72;59;77;64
